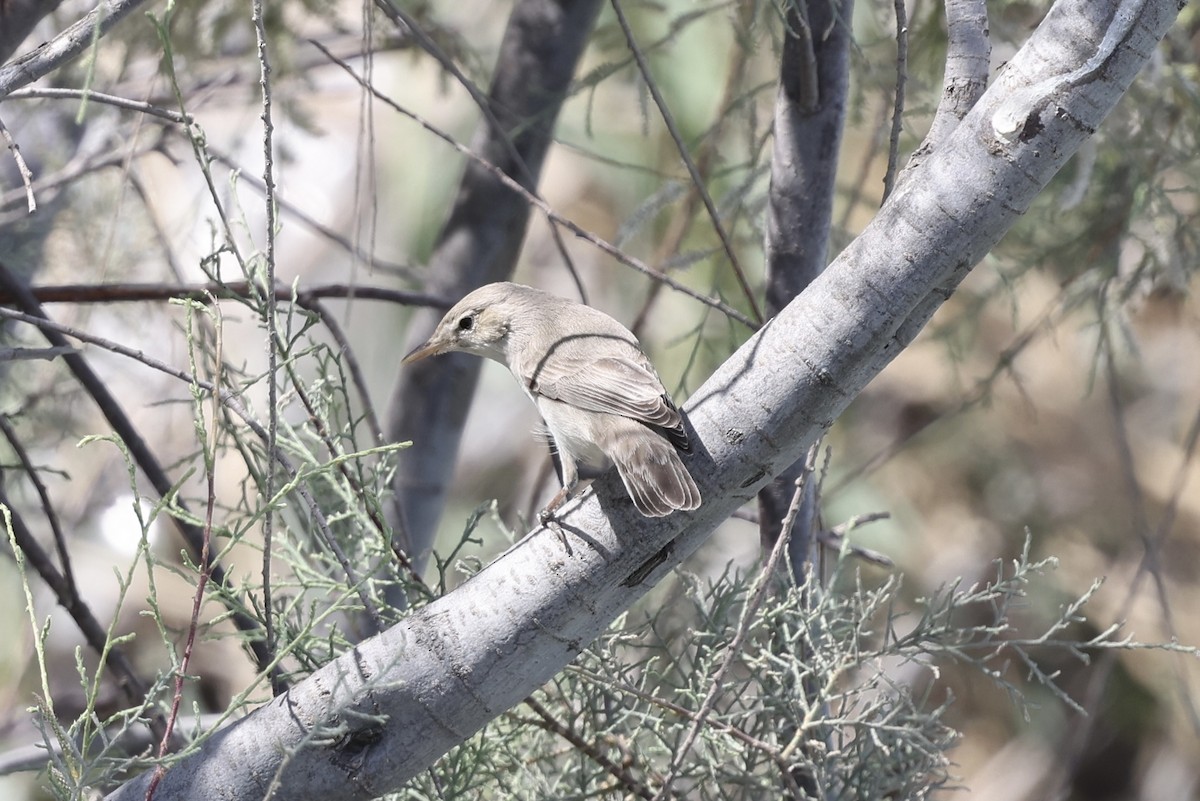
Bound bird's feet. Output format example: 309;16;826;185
537;485;572;527
537;508;571;553
537;486;574;552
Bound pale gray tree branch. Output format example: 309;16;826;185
4;87;192;124
906;0;991;172
0;0;152;99
102;1;1183;799
0;112;34;211
764;0;853;309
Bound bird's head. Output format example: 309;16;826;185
402;283;524;366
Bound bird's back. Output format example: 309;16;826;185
507;291;688;449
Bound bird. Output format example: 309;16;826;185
402;282;701;519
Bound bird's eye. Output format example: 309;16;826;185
457;314;474;332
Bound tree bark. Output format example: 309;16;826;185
105;1;1183;799
0;0;65;63
758;0;854;572
0;0;151;97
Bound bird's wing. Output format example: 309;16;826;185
532;356;681;429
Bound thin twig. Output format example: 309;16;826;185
523;696;655;800
308;38;758;331
253;0;283;695
610;0;762;325
307;298;385;446
815;513;894;567
732;507;894;567
203;146;421;281
0;135;159;223
881;0;908;202
349;1;381;305
0;113;35;212
0;280;449;309
0;346;75;360
146;312;225;801
5;87;192;124
630;0;760;335
127;171;188;284
0;416;77;603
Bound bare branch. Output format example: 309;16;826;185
0;415;76;604
904;0;990;173
881;0;909;201
252;0;283;696
0;280;449;309
0;0;152;99
0;113;35;212
5;87;192;124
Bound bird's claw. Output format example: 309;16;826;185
537;508;572;553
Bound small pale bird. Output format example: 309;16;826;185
403;282;701;518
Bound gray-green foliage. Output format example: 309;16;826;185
383;534;1176;800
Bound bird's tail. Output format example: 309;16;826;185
611;430;701;517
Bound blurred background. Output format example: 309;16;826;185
0;0;1197;798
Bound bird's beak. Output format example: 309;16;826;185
402;337;445;365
